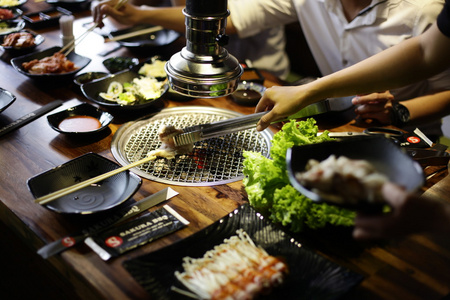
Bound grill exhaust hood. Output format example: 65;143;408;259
165;0;243;98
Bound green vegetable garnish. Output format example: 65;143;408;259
243;118;356;232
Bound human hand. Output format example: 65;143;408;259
352;182;448;240
255;85;313;131
352;90;394;124
92;0;141;28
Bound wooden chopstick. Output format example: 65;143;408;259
104;26;164;43
34;154;157;205
60;0;129;56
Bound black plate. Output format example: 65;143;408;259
0;19;24;36
107;25;180;48
286;135;425;209
0;29;45;53
45;0;90;10
124;203;363;300
80;70;168;110
10;46;91;80
0;0;26;8
47;103;114;135
0;87;15;113
27;152;142;214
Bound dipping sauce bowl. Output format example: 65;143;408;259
231;81;266;106
47;103;113;135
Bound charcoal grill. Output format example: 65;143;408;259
110;106;273;186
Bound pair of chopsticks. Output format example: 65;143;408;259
59;0;129;56
34;154;158;205
104;25;164;43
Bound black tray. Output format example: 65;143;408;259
124;203;363;299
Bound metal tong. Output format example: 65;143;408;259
173;111;269;146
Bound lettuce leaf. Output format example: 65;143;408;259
243;119;356;232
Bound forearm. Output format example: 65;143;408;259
309;24;450;102
403;90;450;125
134;6;186;32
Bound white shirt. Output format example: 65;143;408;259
230;0;450;101
227;2;290;79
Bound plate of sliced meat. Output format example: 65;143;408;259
10;46;91;80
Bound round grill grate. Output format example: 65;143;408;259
111;106;273;186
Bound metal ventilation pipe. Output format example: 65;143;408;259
165;0;243;98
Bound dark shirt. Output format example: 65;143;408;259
438;0;450;37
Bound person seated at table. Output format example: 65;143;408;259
93;0;450;137
352;90;450;129
254;0;450;240
92;0;290;79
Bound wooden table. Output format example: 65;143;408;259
1;2;450;299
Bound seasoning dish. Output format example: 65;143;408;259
286;135;424;210
103;56;139;74
73;71;109;86
22;6;72;29
27;152;142;214
0;19;24;36
10;46;91;81
47;103;114;135
81;70;169;110
0;87;15;113
0;29;45;53
231;81;266;106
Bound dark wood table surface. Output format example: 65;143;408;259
1;2;450;299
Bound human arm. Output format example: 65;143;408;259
255;23;450;131
352;90;450;126
92;1;187;32
352;182;450;240
92;0;238;34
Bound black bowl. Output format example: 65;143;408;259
80;70;169;110
27;152;142;214
286;135;424;209
0;87;15;113
0;7;23;20
0;19;24;36
231;81;266;106
103;56;139;74
47;103;114;135
0;29;45;53
0;0;26;8
73;71;109;86
10;46;91;80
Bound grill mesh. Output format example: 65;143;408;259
111;107;273;186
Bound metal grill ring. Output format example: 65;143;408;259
111;106;273;186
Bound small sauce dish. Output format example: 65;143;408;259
231;81;266;106
47;103;113;135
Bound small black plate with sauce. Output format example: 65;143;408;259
47;103;113;135
231;81;266;106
